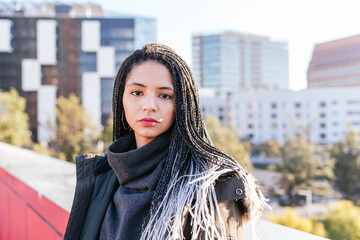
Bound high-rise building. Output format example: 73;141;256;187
192;31;289;95
0;2;156;142
307;34;360;88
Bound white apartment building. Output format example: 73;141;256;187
200;87;360;144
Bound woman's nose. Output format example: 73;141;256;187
142;94;157;112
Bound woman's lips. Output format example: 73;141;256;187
139;118;158;126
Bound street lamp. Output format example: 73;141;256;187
297;189;312;217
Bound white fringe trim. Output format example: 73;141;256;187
140;157;271;240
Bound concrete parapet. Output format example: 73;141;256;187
0;142;76;239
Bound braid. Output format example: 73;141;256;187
112;43;270;239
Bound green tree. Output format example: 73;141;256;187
205;116;253;171
268;207;327;237
276;136;334;203
322;200;360;240
0;88;31;146
51;93;101;162
262;139;282;157
252;139;282;157
330;128;360;205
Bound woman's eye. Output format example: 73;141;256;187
159;94;172;99
131;90;142;96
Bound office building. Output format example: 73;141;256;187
192;31;289;95
0;2;156;142
307;34;360;88
200;87;360;144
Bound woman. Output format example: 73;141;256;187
64;43;270;240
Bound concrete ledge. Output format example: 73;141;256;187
244;220;329;240
0;142;76;212
0;141;77;238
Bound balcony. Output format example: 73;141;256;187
0;142;328;239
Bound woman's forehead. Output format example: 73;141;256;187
125;61;174;88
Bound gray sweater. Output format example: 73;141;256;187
99;130;170;240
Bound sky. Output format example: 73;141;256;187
10;0;360;90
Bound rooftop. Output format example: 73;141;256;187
0;141;328;239
0;2;104;18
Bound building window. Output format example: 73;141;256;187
271;113;277;119
320;112;326;118
248;113;253;119
320;101;326;107
271;102;277;109
219;116;224;121
320;123;326;128
282;123;286;129
248;124;253;129
272;123;277;129
202;107;206;112
247;103;253;109
348;111;360;115
333;122;338;126
320;133;326;139
295;102;301;108
111;28;134;38
218;107;223;112
347;100;360;105
248;133;254;139
333;100;338;105
295;112;301;119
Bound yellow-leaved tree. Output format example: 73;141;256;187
322;200;360;240
204;116;253;171
0;88;31;146
268;207;327;237
50;93;101;162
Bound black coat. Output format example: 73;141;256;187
64;154;247;240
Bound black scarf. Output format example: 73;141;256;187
99;129;171;240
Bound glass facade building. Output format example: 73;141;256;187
0;2;156;141
307;34;360;88
192;31;289;95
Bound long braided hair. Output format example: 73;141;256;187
112;43;269;239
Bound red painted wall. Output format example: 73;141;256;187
0;167;70;240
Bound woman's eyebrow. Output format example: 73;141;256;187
158;86;174;91
127;82;174;91
127;82;145;87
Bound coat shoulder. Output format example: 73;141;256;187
215;173;246;202
215;173;249;221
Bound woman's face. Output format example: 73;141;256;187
122;61;175;148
